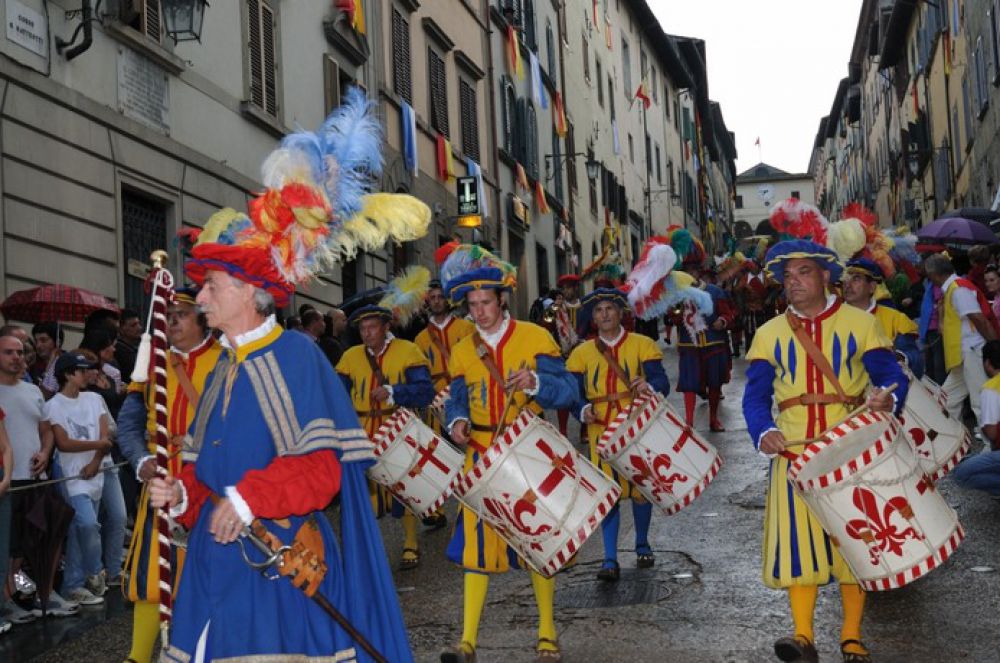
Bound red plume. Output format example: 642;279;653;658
841;202;877;227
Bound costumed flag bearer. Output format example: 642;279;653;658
439;244;579;663
149;86;429;662
742;239;908;663
566;288;669;580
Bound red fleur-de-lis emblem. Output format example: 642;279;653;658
628;449;688;498
482;491;553;548
844;486;924;565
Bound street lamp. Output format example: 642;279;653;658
543;153;601;184
161;0;209;43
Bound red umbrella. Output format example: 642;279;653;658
0;284;120;324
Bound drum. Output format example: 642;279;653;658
369;408;465;519
596;394;722;515
899;366;971;481
431;386;450;416
452;411;620;577
787;410;964;591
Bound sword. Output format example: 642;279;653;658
237;526;390;663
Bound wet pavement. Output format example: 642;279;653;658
12;346;1000;661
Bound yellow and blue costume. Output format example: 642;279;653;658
744;240;908;657
414;313;475;432
439;244;578;659
566;288;670;574
116;333;221;663
846;258;923;377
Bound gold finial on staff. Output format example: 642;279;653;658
150;249;169;270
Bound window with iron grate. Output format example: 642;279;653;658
460;78;480;162
392;8;412;103
428;47;449;136
247;0;278;116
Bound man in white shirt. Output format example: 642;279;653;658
953;340;1000;494
43;352;112;607
0;335;54;624
924;254;997;430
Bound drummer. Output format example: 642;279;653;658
414;279;475;530
742;240;908;663
335;305;435;570
440;245;578;663
566;288;669;581
842;257;923;377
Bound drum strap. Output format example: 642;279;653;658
364;348;387;387
784;311;854;404
429;326;452;371
170;354;202;410
471;333;507;389
594;338;633;391
777;393;864;412
591;391;633;404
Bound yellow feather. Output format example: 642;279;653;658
198;208;244;245
335;194;431;259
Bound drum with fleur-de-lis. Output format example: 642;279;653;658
898;367;972;481
370;408;465;519
596;394;723;515
788;410;964;591
452;411;620;577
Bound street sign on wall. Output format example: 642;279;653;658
457;176;479;216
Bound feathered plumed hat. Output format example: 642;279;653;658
184;87;431;307
625;236;714;320
441;244;517;304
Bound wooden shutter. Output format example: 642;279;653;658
515;97;527;165
428;48;449;136
460;79;480;162
501;77;515;155
392;9;412;103
143;0;161;41
324;55;341;115
248;0;278;116
526;102;538;180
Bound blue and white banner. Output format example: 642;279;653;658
401;100;418;178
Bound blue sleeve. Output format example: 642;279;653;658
392;365;435;407
861;347;909;414
116;391;149;470
918;283;933;342
894;334;924;379
569;371;588;421
743;359;777;450
534;354;580;410
445;375;469;429
643;359;670;396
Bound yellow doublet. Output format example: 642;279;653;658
566;332;663;497
872;304;918;343
747;301;891;588
415;316;476;393
447;320;561;572
336;338;429;437
337;338;430;517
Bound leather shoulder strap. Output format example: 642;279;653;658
429;326;451;366
784;311;848;400
170;354;202;408
594;338;631;388
364;347;386;387
471;332;506;387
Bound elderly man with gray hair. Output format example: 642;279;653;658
923;253;998;430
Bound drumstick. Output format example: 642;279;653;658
782;383;899;448
493;361;528;446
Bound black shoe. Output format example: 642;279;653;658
774;635;818;662
422;513;448;531
596;560;620;582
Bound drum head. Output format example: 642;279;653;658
790;412;899;489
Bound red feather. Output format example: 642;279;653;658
841;202;878;227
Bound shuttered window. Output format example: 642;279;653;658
248;0;278;117
459;78;480;162
500;76;516;155
392;9;412;103
566;122;577;192
428;47;449;136
128;0;161;42
525;101;539;180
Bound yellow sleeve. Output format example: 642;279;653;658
636;335;664;363
895;310;918;336
746;319;777;364
860;312;893;352
448;337;469;380
566;343;587;373
530;323;562;359
401;340;431;369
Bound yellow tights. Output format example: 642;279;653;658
402;511;418;560
459;571;558;652
126;601;161;663
787;584;867;655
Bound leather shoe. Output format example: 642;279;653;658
774;635;818;662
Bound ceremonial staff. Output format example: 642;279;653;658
130;249;176;640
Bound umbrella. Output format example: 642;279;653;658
941;207;1000;225
0;284;119;324
916;217;999;245
14;485;75;612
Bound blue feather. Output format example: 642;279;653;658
320;86;384;221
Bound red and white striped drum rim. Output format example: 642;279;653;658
859;524;965;591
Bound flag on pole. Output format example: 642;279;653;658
632;79;651;110
535;180;550;214
593;0;599;27
605;17;612;49
529;51;548;109
754;136;760;147
515;162;530;191
334;0;365;34
553;92;568;137
401;101;418;177
436;134;455;181
466;158;488;218
507;25;524;79
612;119;620;155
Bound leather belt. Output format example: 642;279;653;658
590;391;632;405
357;407;397;418
777;393;864;412
470;422;500;433
431;372;449;381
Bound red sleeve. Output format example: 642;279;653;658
236;450;341;520
176;462;213;531
716;297;738;325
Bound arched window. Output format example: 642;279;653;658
525;100;539;180
500;76;516;155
